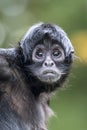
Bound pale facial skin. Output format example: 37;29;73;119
32;41;65;84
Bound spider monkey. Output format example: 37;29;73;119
0;23;74;130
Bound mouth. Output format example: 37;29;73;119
39;70;60;83
36;69;61;84
43;70;56;76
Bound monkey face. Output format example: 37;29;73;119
20;23;74;86
30;38;66;84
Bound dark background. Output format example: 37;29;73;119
0;0;87;130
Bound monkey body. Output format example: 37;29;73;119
0;56;52;130
0;23;74;130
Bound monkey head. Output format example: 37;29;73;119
19;23;74;92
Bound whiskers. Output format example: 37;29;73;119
60;72;67;75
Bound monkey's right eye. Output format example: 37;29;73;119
35;48;44;59
32;45;45;62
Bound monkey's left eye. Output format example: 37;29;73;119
52;47;65;62
52;49;61;58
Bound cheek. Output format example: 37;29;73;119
56;62;71;74
30;63;43;76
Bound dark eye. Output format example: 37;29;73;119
36;49;44;58
52;46;65;62
32;45;46;62
52;49;61;58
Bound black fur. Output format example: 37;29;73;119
0;23;74;130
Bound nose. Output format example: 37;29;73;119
44;61;54;67
43;56;55;67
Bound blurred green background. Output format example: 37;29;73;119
0;0;87;130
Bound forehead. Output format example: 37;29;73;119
36;36;62;50
42;35;52;48
34;31;61;46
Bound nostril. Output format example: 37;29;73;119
51;62;54;66
44;62;54;67
45;62;47;66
